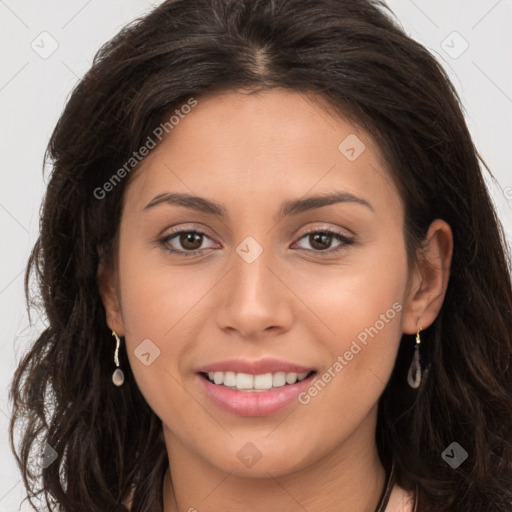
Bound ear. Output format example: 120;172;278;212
402;219;453;334
96;254;125;336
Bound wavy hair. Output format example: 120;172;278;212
9;0;512;510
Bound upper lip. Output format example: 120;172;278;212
197;357;315;375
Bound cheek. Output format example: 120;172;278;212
114;238;199;411
117;230;213;340
296;238;407;351
294;237;408;407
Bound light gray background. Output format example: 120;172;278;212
1;1;511;510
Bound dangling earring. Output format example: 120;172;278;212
407;329;422;389
111;330;125;386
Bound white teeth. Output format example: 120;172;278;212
235;373;254;390
286;372;298;384
272;372;287;388
253;373;273;390
224;371;236;387
205;370;311;390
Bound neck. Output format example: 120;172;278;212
162;407;387;512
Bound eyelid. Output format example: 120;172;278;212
296;223;355;240
159;223;218;243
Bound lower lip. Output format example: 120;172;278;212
197;373;316;417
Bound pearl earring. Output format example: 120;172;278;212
111;331;125;387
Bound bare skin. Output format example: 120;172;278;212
98;89;453;512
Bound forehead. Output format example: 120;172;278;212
123;89;400;217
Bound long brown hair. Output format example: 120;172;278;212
10;0;512;510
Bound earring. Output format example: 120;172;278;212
407;329;422;389
111;331;125;387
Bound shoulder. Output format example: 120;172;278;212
122;489;134;510
386;482;416;512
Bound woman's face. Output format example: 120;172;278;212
102;89;417;477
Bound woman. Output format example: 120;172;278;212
9;0;512;511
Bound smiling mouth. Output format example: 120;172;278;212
199;370;316;392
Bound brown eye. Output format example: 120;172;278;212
160;229;217;256
294;229;354;255
309;232;333;251
179;232;203;251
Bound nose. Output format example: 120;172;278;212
214;243;294;341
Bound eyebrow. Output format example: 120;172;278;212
143;191;374;220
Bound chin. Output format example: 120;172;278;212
204;438;315;478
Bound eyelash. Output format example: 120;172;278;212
159;226;355;258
